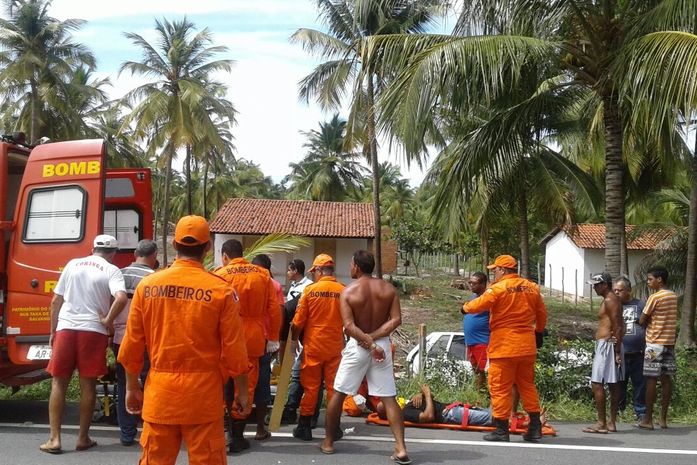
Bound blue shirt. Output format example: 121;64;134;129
463;293;490;345
622;298;646;353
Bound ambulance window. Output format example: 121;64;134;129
24;187;85;242
105;178;135;198
104;209;140;249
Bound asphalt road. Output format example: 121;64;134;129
1;400;696;465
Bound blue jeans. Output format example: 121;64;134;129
112;344;150;443
255;353;272;406
284;348;323;418
443;406;492;426
619;352;646;417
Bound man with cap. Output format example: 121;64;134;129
113;239;158;446
41;234;128;454
290;254;345;441
583;272;623;434
118;216;249;465
215;239;281;453
463;255;547;443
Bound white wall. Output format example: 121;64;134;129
544;231;587;297
212;233;367;287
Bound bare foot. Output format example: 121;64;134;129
635;422;654;430
39;440;62;454
658;420;669;429
319;438;334;454
607;421;617;433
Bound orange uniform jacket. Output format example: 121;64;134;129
292;276;345;360
118;259;249;425
215;258;282;357
463;274;547;359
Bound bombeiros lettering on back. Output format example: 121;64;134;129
308;290;341;299
143;284;213;303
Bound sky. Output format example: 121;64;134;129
43;0;449;186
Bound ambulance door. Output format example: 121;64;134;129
4;140;106;367
104;168;153;268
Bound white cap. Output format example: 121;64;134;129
93;234;119;249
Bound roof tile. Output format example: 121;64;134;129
210;198;374;238
562;224;675;250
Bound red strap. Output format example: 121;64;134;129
443;402;469;427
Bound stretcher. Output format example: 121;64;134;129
365;411;557;436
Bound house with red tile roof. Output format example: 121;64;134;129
541;224;676;298
209;198;396;284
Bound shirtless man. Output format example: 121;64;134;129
321;250;410;465
584;272;624;434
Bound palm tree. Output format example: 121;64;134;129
286;114;366;201
291;0;439;276
620;25;697;346
0;0;95;142
366;0;697;277
119;17;234;265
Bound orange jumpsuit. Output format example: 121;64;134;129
464;274;547;420
215;257;281;419
118;258;249;465
292;276;345;416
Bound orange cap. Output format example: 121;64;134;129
309;253;334;272
174;215;210;246
486;254;517;270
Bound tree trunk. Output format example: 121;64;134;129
602;98;625;277
517;180;530;278
481;223;489;270
202;154;210;219
680;146;697;347
367;76;382;277
185;145;192;215
454;253;460;276
161;149;174;266
620;228;629;278
30;78;38;143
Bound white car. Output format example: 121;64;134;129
406;331;472;376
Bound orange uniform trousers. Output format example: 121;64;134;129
488;355;540;419
229;357;259;419
139;419;226;465
300;353;341;416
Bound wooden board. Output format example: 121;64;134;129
268;339;296;431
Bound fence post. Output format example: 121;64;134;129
537;261;541;286
561;267;565;302
418;323;427;378
575;269;578;308
549;264;552;296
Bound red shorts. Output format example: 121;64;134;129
47;329;108;378
467;344;488;371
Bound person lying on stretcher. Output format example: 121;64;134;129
377;384;546;427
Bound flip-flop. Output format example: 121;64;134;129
319;445;335;455
75;439;98;451
391;455;413;465
254;430;271;441
39;444;63;454
635;423;654;431
582;426;608;434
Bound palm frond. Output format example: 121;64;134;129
243;234;311;260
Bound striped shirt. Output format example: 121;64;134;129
113;263;155;344
643;289;678;345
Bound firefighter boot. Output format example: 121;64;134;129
293;415;313;441
228;420;250;453
483;418;510;442
523;412;542;442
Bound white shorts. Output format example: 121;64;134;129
333;337;396;397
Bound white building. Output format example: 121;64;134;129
541;224;674;298
209;198;396;285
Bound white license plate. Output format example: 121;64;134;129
27;345;52;360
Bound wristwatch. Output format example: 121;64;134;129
370;343;378;351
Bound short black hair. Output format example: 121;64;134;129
135;239;158;257
221;239;243;259
352;250;375;274
252;254;271;271
613;276;632;290
471;271;488;284
173;241;208;260
288;258;305;275
647;266;669;285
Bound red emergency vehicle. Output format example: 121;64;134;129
0;136;152;387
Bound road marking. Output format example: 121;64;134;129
3;423;696;456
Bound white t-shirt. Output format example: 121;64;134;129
54;254;126;335
286;276;312;302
